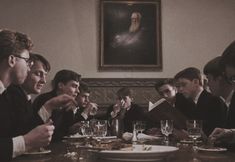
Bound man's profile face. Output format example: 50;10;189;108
176;78;198;99
76;92;90;108
12;50;30;85
206;74;221;96
157;84;177;102
58;80;80;99
22;60;47;94
224;65;235;86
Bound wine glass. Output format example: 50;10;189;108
186;120;202;150
135;121;146;134
160;120;173;144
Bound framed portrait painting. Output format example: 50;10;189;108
99;0;162;71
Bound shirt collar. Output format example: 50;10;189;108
0;80;6;94
194;89;204;104
225;89;234;107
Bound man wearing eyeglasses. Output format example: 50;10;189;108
0;29;54;161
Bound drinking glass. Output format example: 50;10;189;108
80;121;93;136
135;121;146;134
94;120;107;137
186;120;202;149
160;120;173;144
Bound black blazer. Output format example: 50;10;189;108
225;92;235;128
189;90;227;136
0;85;45;161
0;91;14;162
0;138;13;162
106;103;147;133
33;91;75;142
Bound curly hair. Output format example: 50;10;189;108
0;29;33;61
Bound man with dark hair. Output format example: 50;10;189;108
0;29;54;161
155;79;177;106
106;87;147;133
68;81;99;134
33;69;81;141
209;40;235;145
174;67;226;136
74;81;98;121
203;56;232;126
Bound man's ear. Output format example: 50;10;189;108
58;82;64;90
8;55;16;67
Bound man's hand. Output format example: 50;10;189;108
43;94;78;113
83;102;98;116
209;128;235;144
23;120;54;151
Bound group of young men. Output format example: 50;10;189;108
0;28;235;162
0;29;98;161
153;40;235;145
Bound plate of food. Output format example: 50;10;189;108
180;139;202;144
95;145;179;161
24;148;51;155
196;146;227;152
64;133;91;139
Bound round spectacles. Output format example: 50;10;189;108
13;55;34;67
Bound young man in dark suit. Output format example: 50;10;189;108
106;87;147;133
33;69;81;141
210;40;235;145
203;56;233;128
174;67;226;136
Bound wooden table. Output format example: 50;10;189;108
12;138;235;162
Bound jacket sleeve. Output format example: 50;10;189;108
0;138;13;162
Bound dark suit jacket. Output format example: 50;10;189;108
175;93;196;119
33;91;75;142
0;138;12;162
4;85;44;135
225;91;235;129
0;85;44;161
187;90;227;136
106;103;147;133
0;91;14;162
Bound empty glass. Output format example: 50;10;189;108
94;120;107;137
186;120;202;149
110;119;123;137
135;121;146;134
80;121;93;136
161;120;173;144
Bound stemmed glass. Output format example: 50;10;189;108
160;120;173;144
186;120;202;150
135;121;146;134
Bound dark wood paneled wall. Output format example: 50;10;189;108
83;78;166;115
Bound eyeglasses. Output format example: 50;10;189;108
13;55;33;67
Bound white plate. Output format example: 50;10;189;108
196;146;227;152
93;136;117;140
137;133;162;140
95;145;179;161
180;140;202;144
24;149;51;155
64;135;91;139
